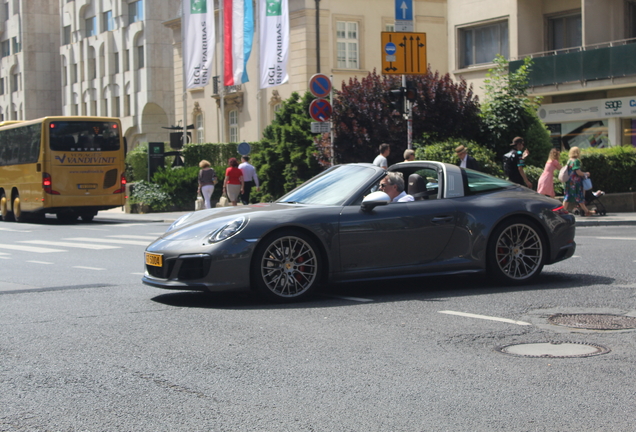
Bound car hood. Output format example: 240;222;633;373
162;202;331;241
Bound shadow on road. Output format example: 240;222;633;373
150;271;614;310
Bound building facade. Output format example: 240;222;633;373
0;0;62;121
166;0;449;145
59;0;179;148
449;0;636;149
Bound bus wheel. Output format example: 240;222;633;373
80;213;95;222
0;192;13;221
13;195;25;223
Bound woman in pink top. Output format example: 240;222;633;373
536;148;561;198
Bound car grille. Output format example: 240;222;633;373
146;255;210;281
177;256;212;280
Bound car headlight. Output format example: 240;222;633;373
207;217;247;243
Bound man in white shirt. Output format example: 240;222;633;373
373;143;391;169
379;172;414;202
238;155;259;205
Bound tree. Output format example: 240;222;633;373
251;92;322;202
315;69;482;167
480;55;552;167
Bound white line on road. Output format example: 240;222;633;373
72;266;105;271
71;227;109;231
323;294;374;302
19;240;120;250
131;272;145;275
0;256;11;259
65;237;150;246
0;244;66;253
27;261;54;265
0;227;32;232
109;235;160;241
438;310;532;326
577;236;636;241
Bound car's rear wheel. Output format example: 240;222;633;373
487;218;545;284
253;230;322;301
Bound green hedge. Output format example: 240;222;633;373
414;138;503;177
574;146;636;194
126;143;148;182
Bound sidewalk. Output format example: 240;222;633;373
94;206;636;227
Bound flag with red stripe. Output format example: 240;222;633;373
224;0;254;86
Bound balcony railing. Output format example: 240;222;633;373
509;38;636;87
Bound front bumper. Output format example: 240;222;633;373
141;237;255;292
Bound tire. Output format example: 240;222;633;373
12;194;25;223
487;218;546;285
0;191;13;222
252;230;322;301
81;213;95;222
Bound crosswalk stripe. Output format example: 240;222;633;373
1;244;66;253
19;240;119;250
109;235;159;241
73;266;105;271
65;237;150;246
27;261;54;265
0;227;32;232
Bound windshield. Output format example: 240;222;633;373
49;121;121;152
277;165;379;206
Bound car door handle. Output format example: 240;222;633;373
431;216;454;224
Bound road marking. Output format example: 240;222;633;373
19;240;120;250
131;272;145;275
65;237;151;246
438;310;531;326
109;235;159;241
27;260;54;265
0;256;11;259
323;294;374;302
72;227;109;231
73;266;105;271
0;227;32;232
577;236;636;241
0;244;66;253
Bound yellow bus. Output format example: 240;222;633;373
0;116;126;222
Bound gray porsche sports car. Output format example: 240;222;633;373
143;161;576;301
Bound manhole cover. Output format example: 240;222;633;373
496;341;610;358
548;314;636;330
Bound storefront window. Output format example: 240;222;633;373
548;120;609;150
621;118;636;146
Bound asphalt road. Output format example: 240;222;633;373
1;220;635;431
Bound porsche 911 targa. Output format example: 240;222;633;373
143;162;576;301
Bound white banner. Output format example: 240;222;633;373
183;0;215;89
259;0;289;89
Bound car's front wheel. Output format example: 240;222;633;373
487;218;546;284
253;230;322;301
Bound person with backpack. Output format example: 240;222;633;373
503;137;532;188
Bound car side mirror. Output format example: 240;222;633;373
361;191;390;212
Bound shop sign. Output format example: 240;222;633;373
539;96;636;123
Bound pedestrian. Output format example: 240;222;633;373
197;160;217;209
455;145;480;171
373;143;390;169
223;157;244;206
537;148;561;198
403;149;415;162
563;146;592;216
503;137;532;188
238;155;259;205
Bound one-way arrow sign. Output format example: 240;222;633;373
395;0;413;21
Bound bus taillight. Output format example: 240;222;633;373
42;173;60;195
114;173;127;194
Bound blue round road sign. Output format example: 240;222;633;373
309;98;332;122
385;42;397;55
238;142;251;155
309;74;332;99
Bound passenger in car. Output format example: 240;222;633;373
379;172;414;202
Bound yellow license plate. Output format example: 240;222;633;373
145;252;163;267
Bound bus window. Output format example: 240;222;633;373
49;121;120;152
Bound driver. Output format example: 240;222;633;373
379;172;414;203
